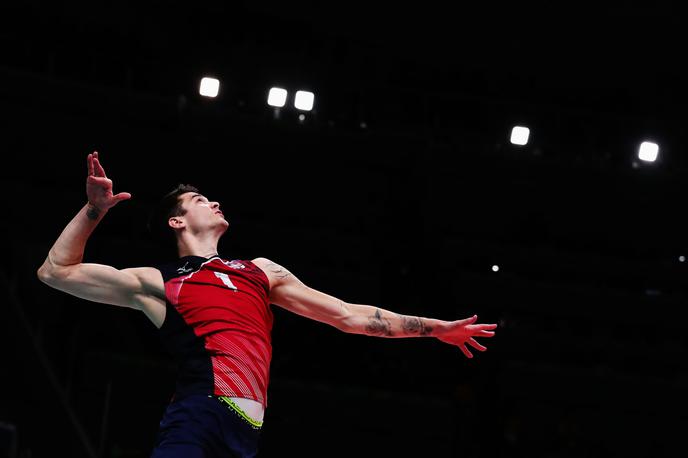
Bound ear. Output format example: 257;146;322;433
168;216;185;230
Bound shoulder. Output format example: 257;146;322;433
251;257;300;288
250;257;274;269
153;256;206;282
251;257;288;274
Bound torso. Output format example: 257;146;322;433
133;257;275;329
135;255;276;419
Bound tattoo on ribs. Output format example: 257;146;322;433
366;308;393;336
402;316;433;336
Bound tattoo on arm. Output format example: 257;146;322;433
366;308;393;336
265;263;293;279
402;316;433;336
86;204;100;221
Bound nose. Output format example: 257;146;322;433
211;201;220;210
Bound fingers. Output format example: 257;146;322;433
475;330;495;337
113;192;132;202
93;154;107;177
467;323;497;336
460;315;478;326
468;323;496;330
458;343;473;359
87;153;94;176
467;338;487;352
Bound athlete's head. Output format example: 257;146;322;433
149;184;228;250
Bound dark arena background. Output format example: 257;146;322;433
1;1;686;457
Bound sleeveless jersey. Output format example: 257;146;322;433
155;255;273;407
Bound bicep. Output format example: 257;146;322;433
254;257;352;330
40;263;149;309
270;280;352;330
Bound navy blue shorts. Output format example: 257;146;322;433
150;395;262;458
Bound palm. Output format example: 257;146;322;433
86;152;131;210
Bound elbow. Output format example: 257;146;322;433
37;262;53;284
37;260;68;286
337;319;353;334
338;312;361;335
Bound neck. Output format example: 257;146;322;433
177;232;221;259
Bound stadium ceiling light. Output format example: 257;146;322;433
267;87;288;107
294;90;315;111
510;126;530;146
638;141;659;162
199;77;220;98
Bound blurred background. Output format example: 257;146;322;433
1;1;686;457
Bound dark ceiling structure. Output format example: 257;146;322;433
1;1;686;457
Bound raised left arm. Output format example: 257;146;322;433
252;258;497;358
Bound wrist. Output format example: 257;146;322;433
427;319;447;337
86;201;106;220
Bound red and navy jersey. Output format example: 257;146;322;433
155;255;273;407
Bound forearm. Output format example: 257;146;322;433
344;303;447;338
42;203;106;270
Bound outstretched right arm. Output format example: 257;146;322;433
37;152;164;319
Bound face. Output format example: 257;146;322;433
171;192;229;236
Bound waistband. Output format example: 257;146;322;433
213;396;263;430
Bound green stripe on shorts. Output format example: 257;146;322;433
215;396;264;429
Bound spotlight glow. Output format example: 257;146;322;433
510;126;530;145
638;141;659;162
267;87;288;107
294;90;315;111
199;77;220;97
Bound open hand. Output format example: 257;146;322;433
435;315;497;358
86;151;131;211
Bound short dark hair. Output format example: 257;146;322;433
147;184;200;248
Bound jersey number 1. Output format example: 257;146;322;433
214;272;238;291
